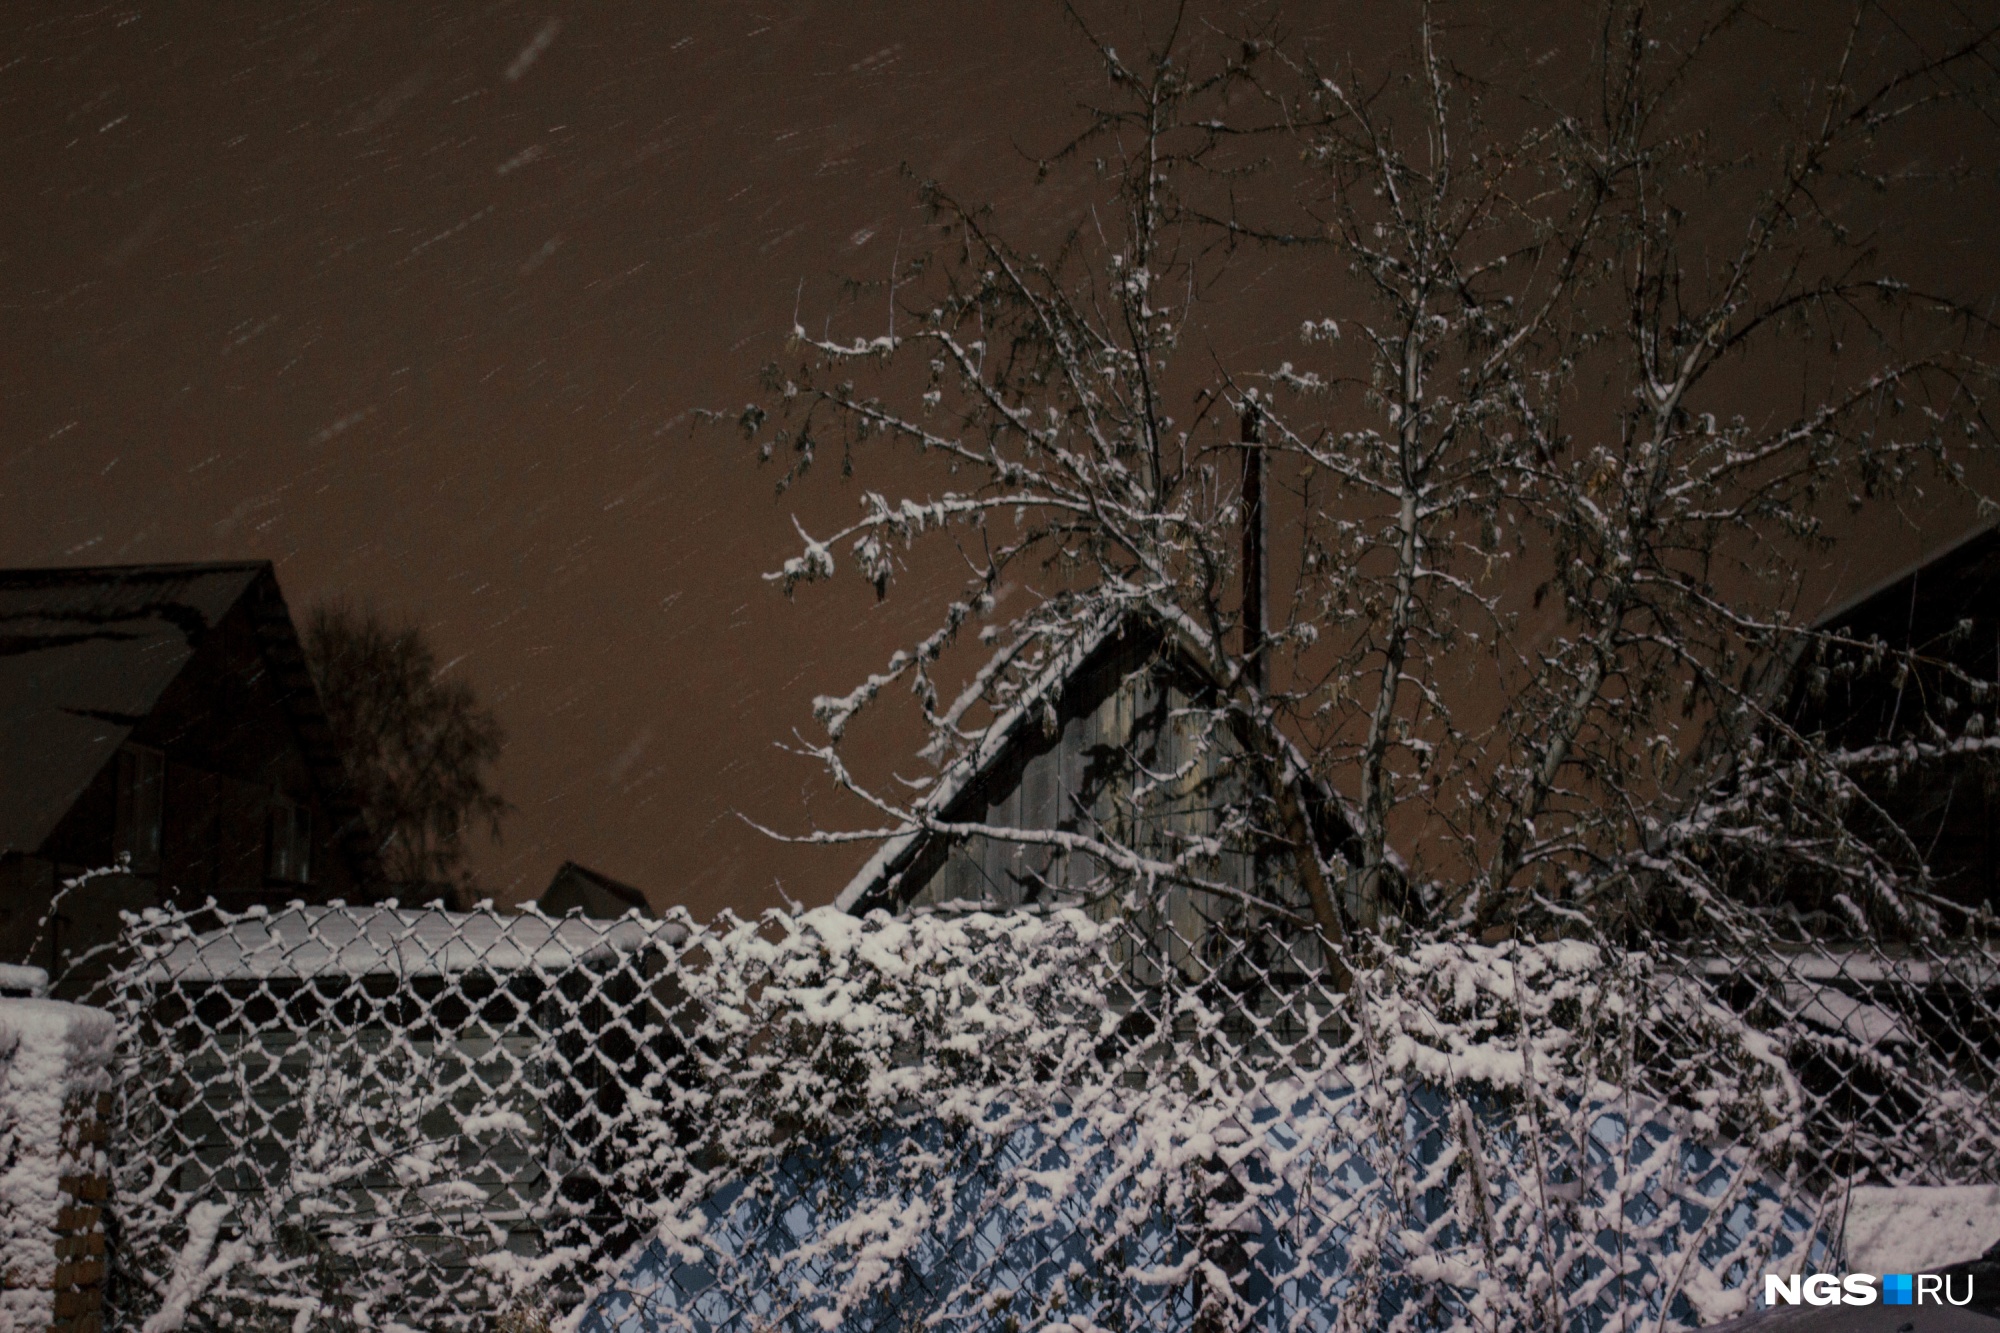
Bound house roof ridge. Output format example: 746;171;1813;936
550;860;650;909
1810;520;1999;630
0;558;274;583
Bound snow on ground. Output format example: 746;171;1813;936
1845;1184;2000;1272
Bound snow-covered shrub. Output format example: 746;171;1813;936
581;908;1825;1333
0;994;116;1333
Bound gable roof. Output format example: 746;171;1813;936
0;561;377;882
833;609;1361;914
539;860;654;919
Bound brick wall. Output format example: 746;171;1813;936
0;1001;115;1333
48;1092;111;1333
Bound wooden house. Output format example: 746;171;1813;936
0;561;380;992
834;613;1363;984
1788;524;2000;918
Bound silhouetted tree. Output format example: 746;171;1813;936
303;602;509;905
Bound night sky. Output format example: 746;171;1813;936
5;1;1993;918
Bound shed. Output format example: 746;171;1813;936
835;612;1366;984
122;902;688;1307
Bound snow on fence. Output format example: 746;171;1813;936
84;901;2000;1332
1;982;117;1333
100;903;685;1332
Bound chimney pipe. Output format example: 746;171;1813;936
1242;394;1266;692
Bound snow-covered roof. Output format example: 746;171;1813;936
1698;950;2000;988
1686;951;2000;1049
144;902;684;982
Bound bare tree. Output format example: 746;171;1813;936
747;0;1998;957
303;602;509;904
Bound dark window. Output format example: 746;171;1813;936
266;797;312;885
112;744;165;874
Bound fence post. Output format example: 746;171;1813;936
0;994;116;1333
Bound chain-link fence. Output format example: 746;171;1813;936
99;904;686;1331
90;900;1997;1332
1686;937;2000;1189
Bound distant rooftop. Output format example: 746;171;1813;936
539;859;654;919
1814;521;2000;642
0;562;268;855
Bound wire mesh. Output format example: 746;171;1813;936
90;900;1997;1332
